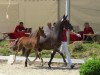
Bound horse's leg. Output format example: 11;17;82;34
34;50;43;66
27;57;32;66
25;49;31;67
31;49;40;65
57;49;67;66
32;54;38;63
20;47;31;65
48;50;56;68
12;50;18;64
38;52;43;66
25;57;28;67
12;43;20;64
21;47;25;56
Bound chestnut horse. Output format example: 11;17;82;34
12;27;46;67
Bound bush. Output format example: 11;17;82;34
80;59;100;75
0;41;9;47
0;48;11;56
73;41;86;52
0;41;12;56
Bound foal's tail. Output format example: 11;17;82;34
15;38;20;45
11;38;20;51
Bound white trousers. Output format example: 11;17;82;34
60;42;72;65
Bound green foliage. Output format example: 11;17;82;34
0;48;11;56
0;41;9;47
73;42;86;52
0;41;100;59
80;59;100;75
0;41;12;56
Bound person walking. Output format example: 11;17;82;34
60;27;74;69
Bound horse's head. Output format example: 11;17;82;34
38;27;46;38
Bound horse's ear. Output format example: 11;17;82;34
65;15;68;19
63;15;65;19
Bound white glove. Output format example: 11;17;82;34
76;34;81;37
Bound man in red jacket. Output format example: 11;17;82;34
8;22;26;39
83;22;94;41
14;22;25;32
14;22;26;39
83;22;94;34
60;27;74;69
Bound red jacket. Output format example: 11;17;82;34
70;33;81;41
83;27;94;34
14;25;25;32
61;29;82;42
61;29;67;42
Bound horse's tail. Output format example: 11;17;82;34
11;38;20;51
15;38;20;45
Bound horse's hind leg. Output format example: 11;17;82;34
25;49;31;67
12;50;18;64
48;50;56;68
57;50;67;66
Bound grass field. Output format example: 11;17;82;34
0;40;100;59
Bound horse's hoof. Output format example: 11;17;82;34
29;62;32;66
65;63;67;66
10;62;14;65
41;64;43;67
70;64;75;69
48;65;51;69
48;63;51;68
25;65;27;67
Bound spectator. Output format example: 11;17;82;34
8;22;26;39
83;22;94;34
14;22;25;33
83;22;94;41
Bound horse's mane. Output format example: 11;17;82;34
29;30;38;37
55;15;73;41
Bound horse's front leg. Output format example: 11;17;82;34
48;50;56;68
57;49;67;66
27;58;32;66
38;52;43;66
27;54;38;66
32;54;38;63
31;49;40;65
35;49;43;67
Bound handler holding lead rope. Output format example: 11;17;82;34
59;15;74;68
60;27;74;68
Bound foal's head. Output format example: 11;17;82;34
37;27;46;38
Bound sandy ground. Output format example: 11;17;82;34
0;62;80;75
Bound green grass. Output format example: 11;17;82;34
0;41;100;59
